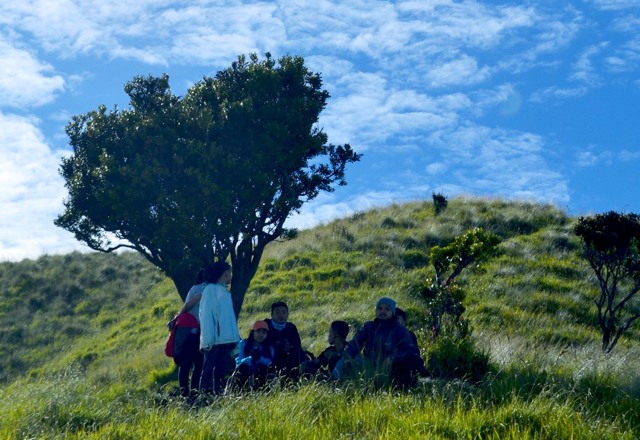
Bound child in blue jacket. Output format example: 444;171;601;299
231;320;275;390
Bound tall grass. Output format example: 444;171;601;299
1;196;639;438
1;367;637;439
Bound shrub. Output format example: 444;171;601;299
402;249;429;269
426;330;492;383
432;192;448;215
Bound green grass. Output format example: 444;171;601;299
1;196;639;438
1;369;637;439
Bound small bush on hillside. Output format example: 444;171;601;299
426;330;491;383
402;249;429;269
575;211;640;353
418;228;500;382
432;192;448;215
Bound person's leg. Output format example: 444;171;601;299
199;348;216;393
191;345;204;392
213;344;232;395
254;363;269;388
391;360;417;389
178;333;198;395
229;363;251;390
177;358;192;395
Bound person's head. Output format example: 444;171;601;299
375;297;396;321
395;307;407;326
270;301;289;324
204;261;232;284
328;320;349;344
194;268;205;285
251;320;269;343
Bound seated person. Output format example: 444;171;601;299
395;307;428;377
341;297;419;388
301;320;349;380
231;320;275;390
264;301;306;379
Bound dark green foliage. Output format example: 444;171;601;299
426;331;492;383
575;211;640;353
416;228;500;382
402;249;429;269
432;192;448;215
55;52;360;316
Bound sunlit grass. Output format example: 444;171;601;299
1;368;637;439
2;196;640;438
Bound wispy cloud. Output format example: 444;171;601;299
529;85;589;103
0;0;637;260
570;42;608;85
590;0;640;11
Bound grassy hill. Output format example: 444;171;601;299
1;197;638;439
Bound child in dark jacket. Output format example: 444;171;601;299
301;320;349;380
342;297;418;387
231;320;275;390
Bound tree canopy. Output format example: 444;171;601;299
575;211;640;353
55;53;361;314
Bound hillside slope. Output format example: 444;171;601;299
0;197;638;384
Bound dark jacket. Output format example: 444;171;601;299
345;318;415;366
264;319;304;370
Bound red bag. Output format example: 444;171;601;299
164;327;176;357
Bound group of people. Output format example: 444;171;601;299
166;261;427;401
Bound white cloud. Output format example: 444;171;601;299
590;0;640;11
425;124;570;206
576;147;640;167
426;162;448;175
0;39;65;108
1;0;638;261
619;149;640;161
426;54;491;88
576;150;600;167
570;42;608;85
0;1;283;65
0;112;81;261
529;86;589;103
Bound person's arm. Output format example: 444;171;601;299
235;340;252;367
198;285;213;349
257;346;274;367
345;323;369;359
392;326;416;363
179;292;202;314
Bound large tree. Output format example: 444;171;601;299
574;211;640;353
55;53;361;315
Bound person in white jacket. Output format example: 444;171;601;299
198;261;240;395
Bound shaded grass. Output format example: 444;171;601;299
1;367;637;440
2;196;640;438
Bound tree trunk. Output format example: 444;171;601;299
172;271;195;302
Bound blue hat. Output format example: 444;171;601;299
376;297;396;315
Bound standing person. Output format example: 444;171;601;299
231;320;275;390
343;297;418;388
174;268;206;397
198;261;240;396
264;301;305;379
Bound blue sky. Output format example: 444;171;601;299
1;0;640;261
